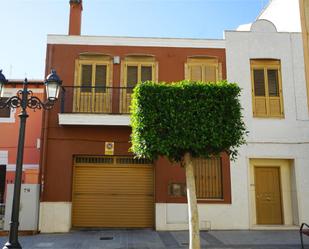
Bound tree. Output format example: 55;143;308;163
131;81;246;249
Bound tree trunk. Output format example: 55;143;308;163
184;152;201;249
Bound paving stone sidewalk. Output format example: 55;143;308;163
0;229;308;249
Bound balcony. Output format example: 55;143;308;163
0;203;4;230
58;86;133;126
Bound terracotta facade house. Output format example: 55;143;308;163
39;0;309;232
0;80;43;206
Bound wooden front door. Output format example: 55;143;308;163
255;167;283;225
0;165;6;203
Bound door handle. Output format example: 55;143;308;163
266;197;271;201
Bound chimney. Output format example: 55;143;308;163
69;0;83;35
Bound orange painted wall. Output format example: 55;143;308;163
41;43;227;203
0;83;43;192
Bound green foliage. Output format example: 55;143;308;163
130;80;247;162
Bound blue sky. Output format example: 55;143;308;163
0;0;268;80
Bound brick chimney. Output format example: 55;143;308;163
69;0;83;35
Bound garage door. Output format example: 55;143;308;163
72;156;154;228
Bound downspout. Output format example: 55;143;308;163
37;44;53;231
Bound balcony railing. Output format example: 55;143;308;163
60;86;134;114
0;203;4;217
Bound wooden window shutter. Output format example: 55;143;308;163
141;66;152;82
267;69;282;116
184;63;189;80
218;62;223;80
95;65;107;93
81;65;92;93
204;65;217;82
124;55;156;85
253;69;265;96
190;65;203;81
251;59;284;118
127;65;138;88
253;69;267;116
193;157;223;199
186;57;219;82
267;69;279;96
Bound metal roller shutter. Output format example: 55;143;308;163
72;156;154;228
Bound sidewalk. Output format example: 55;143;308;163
0;229;308;249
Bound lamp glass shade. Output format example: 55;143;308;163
0;81;4;98
45;69;62;100
46;82;60;100
0;70;7;98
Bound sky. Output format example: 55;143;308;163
0;0;269;80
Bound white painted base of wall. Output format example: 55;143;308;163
39;202;72;233
40;142;309;233
250;225;299;230
155;203;249;231
4;184;40;231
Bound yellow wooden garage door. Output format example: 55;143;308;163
72;156;154;228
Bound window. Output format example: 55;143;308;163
80;64;107;93
185;57;222;82
193;157;223;200
0;98;11;118
123;56;157;91
121;56;157;113
74;54;113;113
251;59;284;118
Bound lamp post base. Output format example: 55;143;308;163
2;241;22;249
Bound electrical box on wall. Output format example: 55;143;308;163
4;184;40;231
168;183;186;197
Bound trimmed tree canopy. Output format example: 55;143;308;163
130;81;246;161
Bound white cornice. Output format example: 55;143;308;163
47;35;225;49
58;113;130;126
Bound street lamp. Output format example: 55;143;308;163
0;69;62;249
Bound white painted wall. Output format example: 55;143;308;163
39;202;72;233
4;184;40;231
226;19;309;228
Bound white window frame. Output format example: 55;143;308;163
0;91;16;123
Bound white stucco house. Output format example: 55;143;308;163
156;0;309;230
225;0;308;229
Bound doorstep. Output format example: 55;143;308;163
251;225;299;230
0;230;39;237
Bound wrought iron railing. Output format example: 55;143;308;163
0;203;5;218
60;86;134;114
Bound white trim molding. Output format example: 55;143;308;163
0;107;16;123
47;35;226;49
3;89;44;95
0;151;8;165
58;113;130;126
0;89;43;123
6;164;39;172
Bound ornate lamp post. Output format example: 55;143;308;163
0;69;62;249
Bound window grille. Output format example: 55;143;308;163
193;157;223;200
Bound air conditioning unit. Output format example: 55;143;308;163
4;184;40;231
